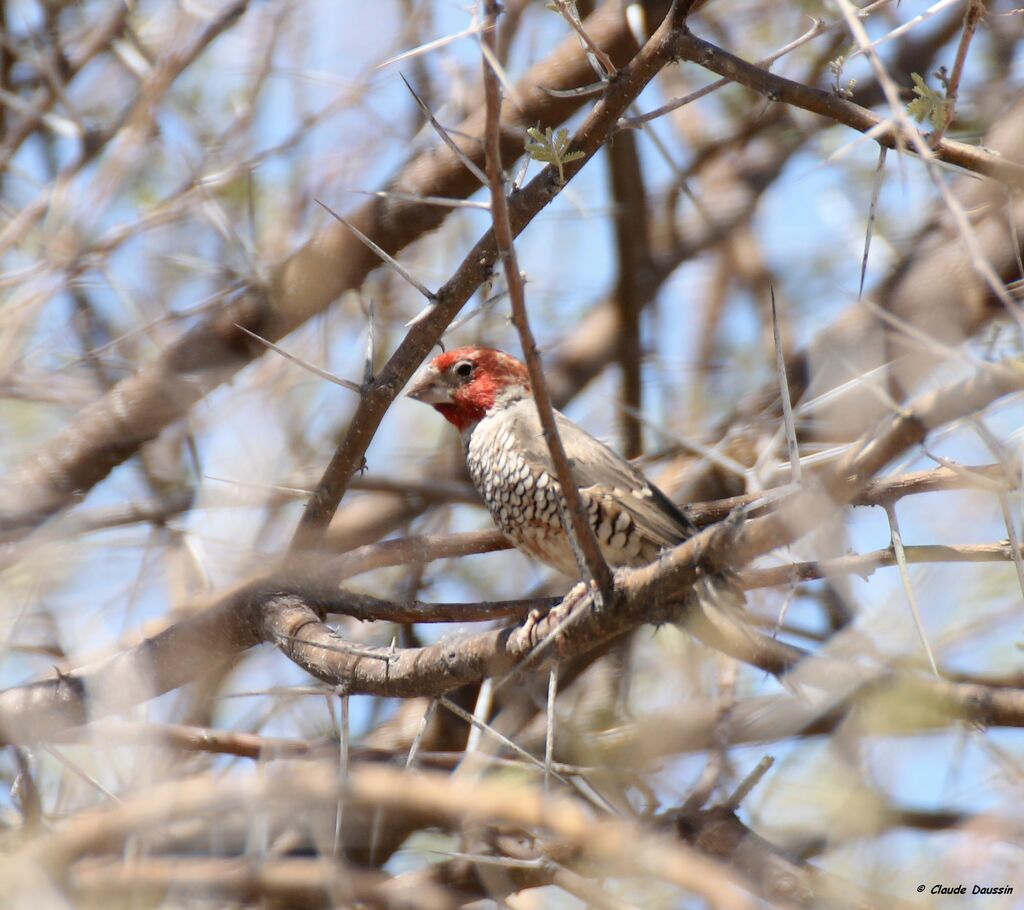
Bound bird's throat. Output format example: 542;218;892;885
434;402;481;433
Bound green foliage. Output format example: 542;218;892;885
907;72;950;130
524;126;586;184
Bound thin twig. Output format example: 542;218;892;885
376;22;492;70
930;0;986;147
363;298;376;386
349;188;490;210
406;699;437;769
480;0;614;603
723;755;775;810
463;677;493;755
334;692;349;855
885;502;938;675
551;0;617;79
545;665;559;794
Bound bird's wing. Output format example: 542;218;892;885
508;400;695;548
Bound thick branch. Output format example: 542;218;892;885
0;0;674;537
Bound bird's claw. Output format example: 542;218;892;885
522;605;547;645
563;580;590;610
522;582;591;648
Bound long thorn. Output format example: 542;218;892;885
234;325;364;394
399;73;489;186
858;146;887;300
884;502;939;676
316;200;436;301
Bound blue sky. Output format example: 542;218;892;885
1;1;1022;901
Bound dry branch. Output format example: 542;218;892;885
673;28;1024;188
0;0;674;537
25;764;759;910
3;357;1024;745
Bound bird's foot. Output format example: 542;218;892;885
521;605;548;645
562;580;590;611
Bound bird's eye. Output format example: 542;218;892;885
454;361;474;378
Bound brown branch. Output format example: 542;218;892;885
685;462;1009;526
330;528;511;577
482;0;613;598
57;720;318;761
327;591;550;624
3;361;1023;744
69;856;458;910
743;541;1024;589
54;720;479;768
929;0;986;147
0;3;132;170
0;0;676;538
672;29;1024;188
36;765;755;910
607;128;648;459
288;0;681;552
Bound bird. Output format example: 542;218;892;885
406;345;697;577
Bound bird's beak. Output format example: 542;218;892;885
406;366;452;405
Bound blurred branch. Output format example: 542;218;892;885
607;129;648;459
745;540;1024;589
35;765;756;909
0;0;675;538
672;805;921;910
70;856;457;910
0;3;131;170
0;0;252;257
331;528;510;577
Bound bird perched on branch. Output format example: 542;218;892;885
407;345;697;577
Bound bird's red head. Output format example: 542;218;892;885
407;346;532;432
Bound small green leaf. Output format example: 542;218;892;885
907;72;950;130
524;126;585;183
